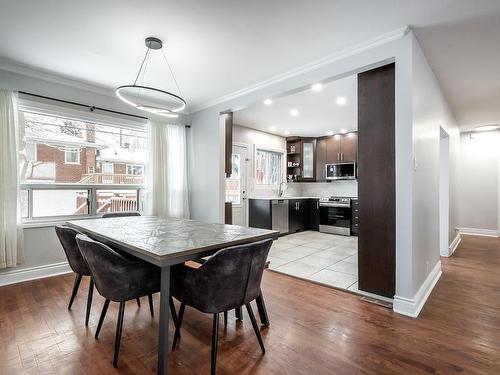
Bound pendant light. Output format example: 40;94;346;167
115;37;185;118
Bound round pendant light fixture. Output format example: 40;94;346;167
115;37;186;118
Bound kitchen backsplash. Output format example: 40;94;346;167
285;180;358;198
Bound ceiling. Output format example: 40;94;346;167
1;1;500;127
234;75;357;137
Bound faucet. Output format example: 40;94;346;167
278;181;287;198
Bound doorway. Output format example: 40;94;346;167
439;127;450;256
225;144;248;226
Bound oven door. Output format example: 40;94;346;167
325;163;357;180
319;205;351;235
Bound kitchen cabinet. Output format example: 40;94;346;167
308;199;320;231
288;199;308;233
351;199;358;236
325;133;358;164
248;199;272;230
316;138;327;181
286;137;316;182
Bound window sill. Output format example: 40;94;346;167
21;216;101;229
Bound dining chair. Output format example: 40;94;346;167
171;239;273;375
55;225;94;326
75;234;177;367
101;211;141;218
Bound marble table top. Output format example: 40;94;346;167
67;216;278;266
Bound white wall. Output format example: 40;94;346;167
409;33;460;297
457;130;499;233
232;124;286;198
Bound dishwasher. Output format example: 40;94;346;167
271;199;289;234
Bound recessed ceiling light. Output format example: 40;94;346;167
264;98;273;106
290;109;299;116
312;83;323;91
327;131;334;136
284;131;290;135
336;97;347;106
270;126;277;131
475;124;499;132
340;128;348;134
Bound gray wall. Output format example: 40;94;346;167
457;130;499;232
411;33;460;293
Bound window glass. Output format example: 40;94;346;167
64;147;80;164
32;189;88;217
255;149;282;185
225;153;241;204
127;164;144;175
26;142;37;161
96;189;138;213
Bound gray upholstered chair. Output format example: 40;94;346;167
75;234;176;367
171;239;272;375
101;211;141;218
55;225;94;326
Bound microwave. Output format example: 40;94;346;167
325;162;357;180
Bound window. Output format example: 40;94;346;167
26;142;37;161
64;147;80;164
255;148;282;185
18;109;147;220
127;164;144;175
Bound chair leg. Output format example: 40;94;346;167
169;296;177;325
211;313;220;375
245;303;265;354
95;299;110;339
148;294;154;317
68;274;82;310
235;306;243;320
224;311;228;326
85;278;94;326
172;303;185;351
256;290;270;327
136;298;141;307
113;301;126;368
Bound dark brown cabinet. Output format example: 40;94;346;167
316;138;327;181
326;136;341;164
286;137;316;182
288;199;307;233
326;133;357;164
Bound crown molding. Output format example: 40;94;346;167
191;26;410;113
0;57;117;98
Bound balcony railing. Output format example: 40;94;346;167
78;173;144;185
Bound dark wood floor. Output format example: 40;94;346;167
1;234;499;374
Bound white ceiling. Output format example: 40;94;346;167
234;75;357;137
1;1;500;127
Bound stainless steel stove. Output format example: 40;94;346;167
319;196;352;235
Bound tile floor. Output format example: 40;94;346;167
268;230;359;291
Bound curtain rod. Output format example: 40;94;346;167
18;91;191;128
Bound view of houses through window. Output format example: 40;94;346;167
255;148;282;185
19;110;147;219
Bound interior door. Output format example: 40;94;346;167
225;144;248;226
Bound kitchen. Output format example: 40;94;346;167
224;69;394;301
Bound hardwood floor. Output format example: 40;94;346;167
1;234;499;374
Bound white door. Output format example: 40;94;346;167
225;144;248;226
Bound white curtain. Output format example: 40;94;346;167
0;89;24;268
146;120;189;218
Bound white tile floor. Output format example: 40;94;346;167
268;231;359;292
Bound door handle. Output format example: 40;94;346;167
337;153;340;161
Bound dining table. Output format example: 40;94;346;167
66;215;279;375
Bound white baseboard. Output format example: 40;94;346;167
446;233;461;257
0;261;71;287
393;260;442;318
458;227;499;237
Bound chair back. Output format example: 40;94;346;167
102;212;141;218
75;234;151;302
55;225;90;276
182;239;272;312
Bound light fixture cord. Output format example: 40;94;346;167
161;48;183;97
133;47;151;86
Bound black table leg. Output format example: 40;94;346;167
256;290;270;326
157;266;170;375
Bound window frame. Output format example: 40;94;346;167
17;99;148;226
64;147;81;165
254;146;285;187
126;164;145;176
